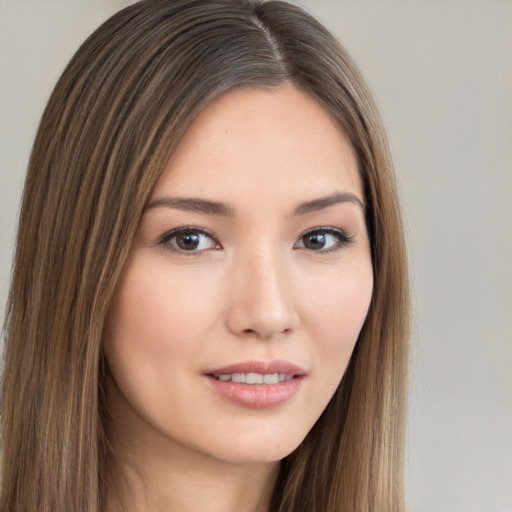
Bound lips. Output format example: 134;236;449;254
204;359;306;409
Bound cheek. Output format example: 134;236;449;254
103;260;222;383
108;260;216;335
300;259;373;366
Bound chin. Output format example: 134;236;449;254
204;424;308;466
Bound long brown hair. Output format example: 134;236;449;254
1;1;409;511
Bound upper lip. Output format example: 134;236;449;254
205;359;307;377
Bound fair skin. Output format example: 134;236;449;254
103;84;373;512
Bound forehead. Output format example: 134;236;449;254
153;84;362;204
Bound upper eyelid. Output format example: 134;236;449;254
159;226;217;243
298;226;353;239
300;226;344;234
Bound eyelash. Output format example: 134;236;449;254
158;226;220;256
158;226;354;255
295;227;354;254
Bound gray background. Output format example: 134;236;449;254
1;1;511;511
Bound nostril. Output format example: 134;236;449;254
240;325;293;340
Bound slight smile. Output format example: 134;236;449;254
204;360;306;409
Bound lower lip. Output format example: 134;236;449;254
206;376;303;409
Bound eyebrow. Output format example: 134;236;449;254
293;192;365;215
146;197;235;216
146;191;365;217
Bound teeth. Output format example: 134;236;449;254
215;373;292;384
263;374;279;384
246;373;263;384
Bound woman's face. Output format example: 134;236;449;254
104;84;373;466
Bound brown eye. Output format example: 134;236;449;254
161;228;218;253
175;232;201;250
295;228;353;252
302;232;327;250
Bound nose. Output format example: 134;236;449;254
225;247;299;340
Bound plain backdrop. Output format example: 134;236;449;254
0;1;511;511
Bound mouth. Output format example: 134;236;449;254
210;372;295;384
204;359;306;409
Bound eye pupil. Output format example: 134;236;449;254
176;232;200;250
304;233;326;250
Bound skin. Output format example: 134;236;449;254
103;84;373;512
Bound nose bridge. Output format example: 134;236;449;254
226;241;298;339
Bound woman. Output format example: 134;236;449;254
1;1;409;511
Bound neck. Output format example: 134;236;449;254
109;458;278;512
108;443;279;512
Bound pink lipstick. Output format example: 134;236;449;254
204;359;305;409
